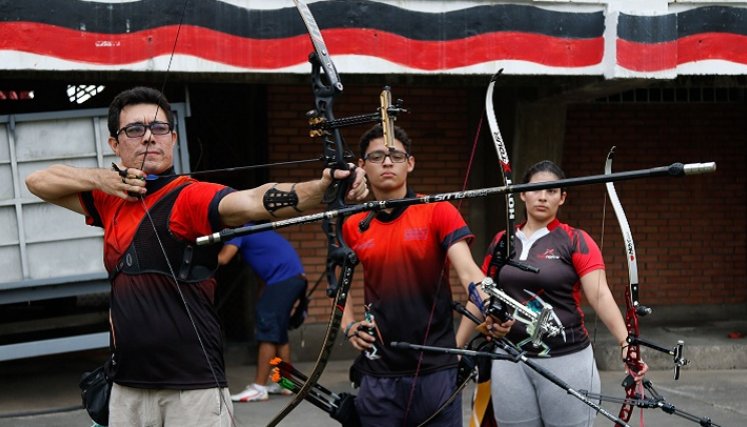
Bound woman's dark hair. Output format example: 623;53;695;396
359;124;412;157
522;160;567;192
107;86;174;138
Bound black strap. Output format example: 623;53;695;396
110;183;220;282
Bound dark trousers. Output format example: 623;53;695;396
355;368;461;427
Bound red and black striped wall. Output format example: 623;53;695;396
1;1;745;74
0;0;604;71
617;6;747;72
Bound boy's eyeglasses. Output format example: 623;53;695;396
364;150;409;163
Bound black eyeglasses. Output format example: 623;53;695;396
117;121;172;138
364;150;409;163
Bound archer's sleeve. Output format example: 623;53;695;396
224;236;241;248
572;229;605;277
170;182;235;240
434;202;473;252
80;191;103;227
481;231;506;273
341;213;363;249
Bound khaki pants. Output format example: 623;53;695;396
109;383;234;427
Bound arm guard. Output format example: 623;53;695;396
263;183;302;217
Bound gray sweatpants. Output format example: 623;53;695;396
490;345;601;427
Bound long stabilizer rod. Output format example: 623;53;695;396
197;161;715;245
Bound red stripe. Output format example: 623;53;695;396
678;32;747;65
618;33;747;72
617;39;678;72
0;22;310;68
323;29;603;69
0;22;602;70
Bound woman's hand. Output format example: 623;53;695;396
477;317;514;339
622;345;649;382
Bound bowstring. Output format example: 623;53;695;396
586;179;609;426
128;0;238;423
136;200;239;427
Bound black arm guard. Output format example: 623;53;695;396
263;183;301;216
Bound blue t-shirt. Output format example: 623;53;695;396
226;230;304;285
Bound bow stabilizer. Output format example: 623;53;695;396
196;161;716;245
395;303;634;427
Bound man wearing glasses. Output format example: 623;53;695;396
25;86;368;426
339;124;512;426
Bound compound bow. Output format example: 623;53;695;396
268;1;406;424
265;2;355;424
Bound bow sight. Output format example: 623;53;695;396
307;86;407;137
478;277;562;347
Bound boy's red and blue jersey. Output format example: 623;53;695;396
343;197;473;376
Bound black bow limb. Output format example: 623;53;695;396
266;2;358;425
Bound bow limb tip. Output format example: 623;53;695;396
490;68;504;83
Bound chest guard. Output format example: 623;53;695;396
111;183;220;282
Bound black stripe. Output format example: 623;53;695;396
3;0;603;40
678;6;747;38
80;191;103;227
619;6;747;43
2;0;299;38
209;187;235;232
310;1;604;40
618;13;677;44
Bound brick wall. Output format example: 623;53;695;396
263;85;747;324
562;103;747;306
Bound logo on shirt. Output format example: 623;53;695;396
404;227;428;241
354;240;375;251
540;249;560;260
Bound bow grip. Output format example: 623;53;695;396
321;149;354;208
324;242;358;298
485;297;512;323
